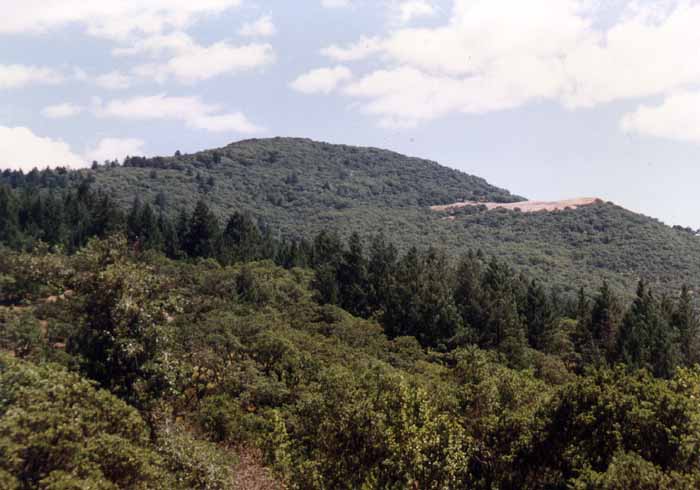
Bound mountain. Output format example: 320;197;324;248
10;137;700;295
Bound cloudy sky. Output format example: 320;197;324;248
1;0;699;228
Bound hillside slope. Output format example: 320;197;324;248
6;137;700;295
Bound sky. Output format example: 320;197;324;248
1;0;699;229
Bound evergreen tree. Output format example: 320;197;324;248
158;213;180;259
489;294;528;368
382;248;463;347
175;209;189;255
139;203;163;251
0;186;21;248
590;281;621;363
89;193;124;240
220;212;262;264
336;232;370;317
617;280;677;378
184;200;221;259
41;191;66;246
524;280;556;351
467;257;529;365
454;251;485;342
367;233;397;314
572;287;601;369
126;197;143;244
672;285;699;366
311;230;344;269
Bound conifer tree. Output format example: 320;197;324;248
672;285;699;366
0;185;20;247
336;232;370;317
158;212;180;259
454;251;485;342
590;281;621;363
184;200;221;258
382;248;463;347
126;197;143;244
367;233;397;314
221;212;263;264
139;203;163;251
572;287;601;369
524;280;556;351
617;280;677;378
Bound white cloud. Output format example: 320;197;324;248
113;32;194;57
96;71;132;90
0;126;82;170
394;0;436;24
84;137;146;163
291;66;352;94
0;64;63;89
155;41;274;83
41;103;84;119
0;126;150;170
119;32;274;83
321;36;383;62
315;0;700;132
321;0;351;8
96;94;264;133
621;91;700;144
239;15;276;37
0;0;243;40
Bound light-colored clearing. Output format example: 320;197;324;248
431;197;602;213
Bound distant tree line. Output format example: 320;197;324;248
1;182;697;378
308;230;699;378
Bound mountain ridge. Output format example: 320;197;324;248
3;136;699;296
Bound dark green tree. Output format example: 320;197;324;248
0;185;21;248
454;252;484;329
336;232;370;317
366;233;397;314
672;286;700;366
382;248;463;347
617;280;677;378
591;281;621;364
524;280;556;351
220;212;263;264
184;200;221;259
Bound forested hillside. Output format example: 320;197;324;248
2;204;700;487
1;137;699;296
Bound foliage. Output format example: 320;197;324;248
0;355;164;490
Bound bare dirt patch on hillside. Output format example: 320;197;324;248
431;197;602;214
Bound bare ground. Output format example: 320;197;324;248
430;197;603;214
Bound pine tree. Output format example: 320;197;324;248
382;248;463;347
221;212;262;264
311;230;344;269
490;294;528;369
367;233;397;314
184;200;221;258
158;212;180;259
41;191;66;246
90;193;124;240
617;280;677;378
471;257;530;365
126;197;143;244
336;232;370;317
0;185;20;247
524;280;556;351
139;203;163;251
591;281;620;363
454;251;485;342
672;285;699;365
572;287;601;369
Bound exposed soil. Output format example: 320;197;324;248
430;197;603;213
